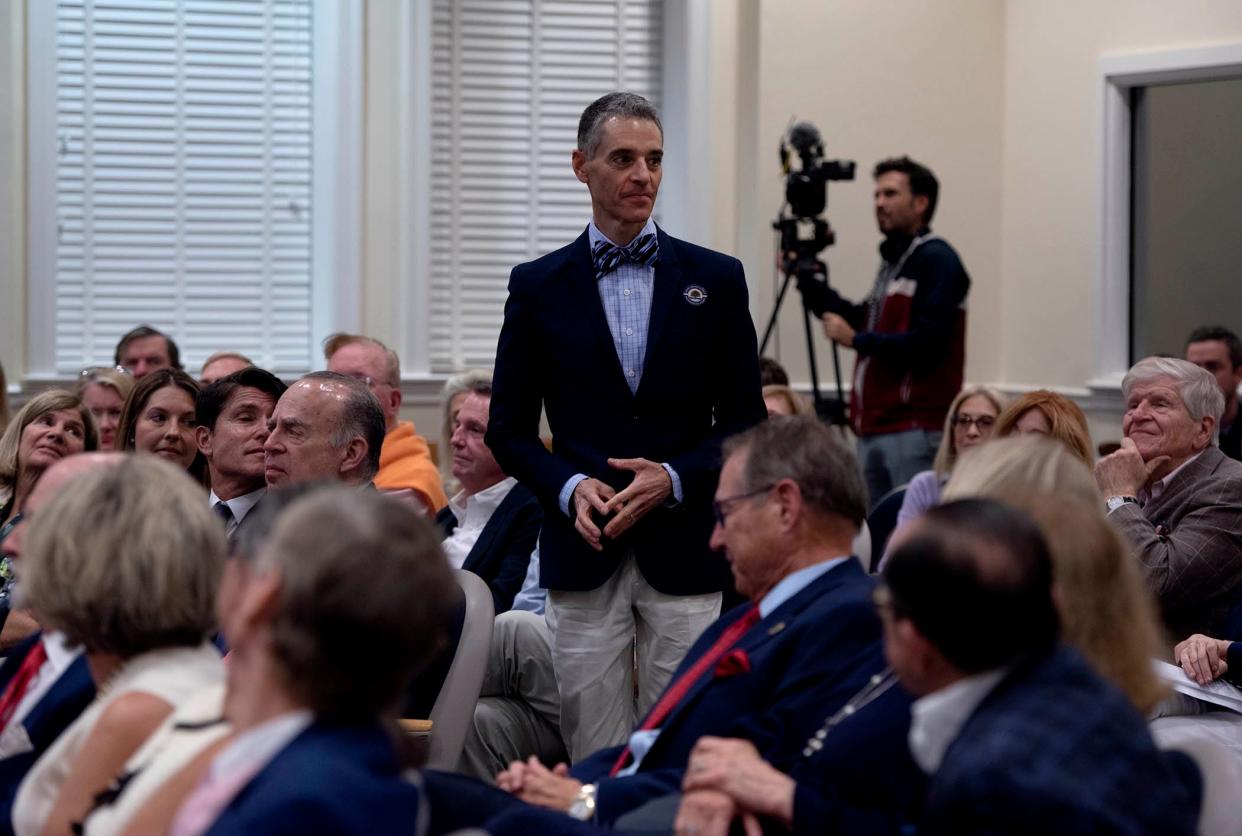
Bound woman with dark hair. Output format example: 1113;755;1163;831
116;368;207;486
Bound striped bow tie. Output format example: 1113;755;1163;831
592;233;659;280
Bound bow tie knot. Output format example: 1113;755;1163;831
593;233;659;280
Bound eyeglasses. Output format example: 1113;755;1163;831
79;365;131;378
712;484;775;526
953;415;995;430
340;372;397;389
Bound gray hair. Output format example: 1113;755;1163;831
255;486;459;721
943;435;1099;508
298;372;386;481
577;92;663;160
722;416;866;527
1123;357;1225;434
440;369;493;493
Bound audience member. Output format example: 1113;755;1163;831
113;326;180;379
944;435;1168;712
890;385;1004;537
74;368;134;450
758;356;789;387
436;379;539;613
800;157;970;504
116;369;207;487
261;372;385;489
882;499;1201;835
487;91;766;760
0;454;122;832
1094;357;1242;641
324;333;446;513
458;610;566;783
761;384;812;418
994;388;1094;465
1185;325;1242;461
435;417;887;830
0;391;98;645
158;488;457;834
196;368;288;541
198;352;253;386
439;370;493;497
12;456;224;836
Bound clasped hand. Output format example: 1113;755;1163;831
571;458;671;551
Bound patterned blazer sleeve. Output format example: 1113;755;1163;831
1110;462;1242;626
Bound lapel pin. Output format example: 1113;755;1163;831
767;621;786;636
683;285;707;306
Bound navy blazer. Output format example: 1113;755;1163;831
435;481;540;614
0;634;95;836
486;227;766;595
922;644;1201;836
204;722;420;836
569;558;886;825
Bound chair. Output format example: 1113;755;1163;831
851;520;872;571
1158;731;1242;835
865;484;907;573
427;569;495;770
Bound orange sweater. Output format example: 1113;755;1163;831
375;421;448;513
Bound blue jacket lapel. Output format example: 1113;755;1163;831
638;226;680;393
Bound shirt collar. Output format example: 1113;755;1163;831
1146;449;1206;503
209;709;313;783
908;667;1008;774
208;487;266;522
41;630;82;674
449;476;517;527
758;555;849;619
588;217;657;251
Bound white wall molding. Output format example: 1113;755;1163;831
1093;43;1242;390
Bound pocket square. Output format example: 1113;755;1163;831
714;648;751;678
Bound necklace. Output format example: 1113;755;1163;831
801;668;898;758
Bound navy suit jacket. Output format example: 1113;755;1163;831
922;644;1201;836
486;226;766;595
569;558;886;825
435;481;540;614
204;722;419;836
0;634;95;836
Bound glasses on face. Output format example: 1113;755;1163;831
712;484;775;527
953;414;995;431
341;372;396;390
79;365;131;378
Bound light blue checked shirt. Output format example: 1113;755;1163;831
557;219;683;517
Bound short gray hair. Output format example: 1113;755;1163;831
440;370;493;493
255;487;458;721
1123;357;1225;430
298;372;386;481
722;416;866;527
577;92;662;159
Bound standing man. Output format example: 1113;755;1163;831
195;367;287;540
1185;325;1242;461
800;157;970;504
487;92;766;759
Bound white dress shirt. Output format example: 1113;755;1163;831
207;488;265;537
908;667;1007;774
9;632;81;729
441;477;517;570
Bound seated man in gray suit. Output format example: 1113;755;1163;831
1095;356;1242;642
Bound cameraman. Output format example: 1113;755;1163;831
799;156;969;505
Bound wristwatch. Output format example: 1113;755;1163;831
567;782;598;821
1105;495;1139;513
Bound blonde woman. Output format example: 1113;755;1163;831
942;435;1168;713
74;367;134;450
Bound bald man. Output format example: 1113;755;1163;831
0;453;125;828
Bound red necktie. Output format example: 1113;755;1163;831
0;640;48;734
609;605;761;776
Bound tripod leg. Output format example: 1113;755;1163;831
760;271;796;355
802;305;824;416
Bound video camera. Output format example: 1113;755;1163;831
776;122;855;277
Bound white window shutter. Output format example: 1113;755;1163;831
52;0;313;375
430;0;664;373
